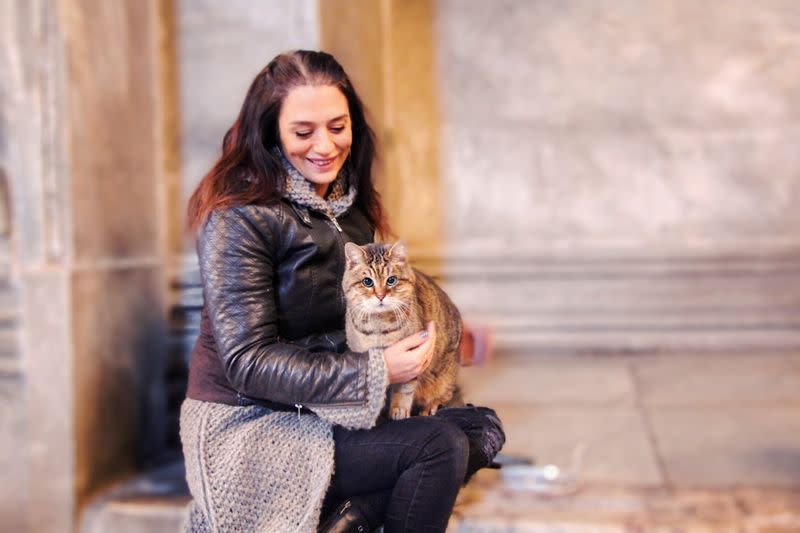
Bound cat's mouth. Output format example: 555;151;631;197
370;298;396;311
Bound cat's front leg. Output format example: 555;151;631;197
389;381;416;420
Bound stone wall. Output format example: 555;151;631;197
432;0;800;353
1;1;170;531
436;0;800;252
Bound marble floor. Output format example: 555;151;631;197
449;351;800;531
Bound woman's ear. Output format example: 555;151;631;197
344;242;368;268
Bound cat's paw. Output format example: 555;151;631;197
391;406;411;420
419;405;438;416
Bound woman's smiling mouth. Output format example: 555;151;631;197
308;157;336;169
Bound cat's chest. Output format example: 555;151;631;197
346;310;422;350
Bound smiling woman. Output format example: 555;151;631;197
278;85;353;197
185;50;386;237
180;50;504;533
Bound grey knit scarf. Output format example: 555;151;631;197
277;149;357;218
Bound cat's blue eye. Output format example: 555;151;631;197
386;276;398;287
362;278;374;288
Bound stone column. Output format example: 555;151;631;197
320;0;443;258
1;1;170;530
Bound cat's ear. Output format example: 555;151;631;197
344;242;368;268
387;241;408;262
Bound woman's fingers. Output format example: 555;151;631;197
397;324;432;350
417;321;436;371
383;321;438;384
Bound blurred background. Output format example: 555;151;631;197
2;0;800;531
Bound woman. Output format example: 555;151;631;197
181;50;504;533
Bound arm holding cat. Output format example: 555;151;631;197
199;207;380;408
199;207;432;427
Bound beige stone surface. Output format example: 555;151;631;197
491;404;663;485
436;0;800;128
440;124;800;247
435;0;800;254
3;2;173;528
64;1;162;261
72;267;167;505
21;271;76;533
0;379;27;532
634;353;800;406
459;357;636;406
319;0;387;131
647;406;800;487
438;248;800;354
451;471;800;532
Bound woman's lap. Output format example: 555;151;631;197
328;414;465;498
327;414;470;532
324;405;505;531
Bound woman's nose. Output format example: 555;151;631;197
313;131;335;155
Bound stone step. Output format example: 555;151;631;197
80;462;189;533
450;470;800;532
79;460;800;532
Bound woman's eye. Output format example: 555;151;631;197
295;131;312;138
362;278;374;288
330;126;345;133
386;276;397;287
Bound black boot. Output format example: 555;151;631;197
318;498;373;533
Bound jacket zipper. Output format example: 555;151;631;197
329;213;343;232
327;213;347;323
292;211;367;410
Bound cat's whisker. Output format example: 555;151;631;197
391;301;411;327
389;304;403;329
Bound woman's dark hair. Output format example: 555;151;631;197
187;50;388;236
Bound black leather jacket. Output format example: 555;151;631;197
186;200;375;409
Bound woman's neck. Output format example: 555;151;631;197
314;183;330;198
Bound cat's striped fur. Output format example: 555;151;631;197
343;242;462;419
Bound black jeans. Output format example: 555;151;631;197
322;406;505;533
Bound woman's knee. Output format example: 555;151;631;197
418;419;469;478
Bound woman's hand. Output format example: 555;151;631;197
383;321;436;384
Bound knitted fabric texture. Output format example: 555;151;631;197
181;348;388;532
278;149;357;218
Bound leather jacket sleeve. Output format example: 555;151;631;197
198;207;369;407
285;329;348;353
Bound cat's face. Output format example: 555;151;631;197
343;242;416;314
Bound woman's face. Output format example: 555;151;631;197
278;84;352;197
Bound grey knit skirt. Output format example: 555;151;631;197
180;398;335;533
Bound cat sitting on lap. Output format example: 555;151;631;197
343;241;463;419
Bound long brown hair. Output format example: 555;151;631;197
187;50;387;235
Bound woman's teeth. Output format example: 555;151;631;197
309;157;334;167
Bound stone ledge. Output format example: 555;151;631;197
78;459;800;532
80;461;189;533
450;469;800;532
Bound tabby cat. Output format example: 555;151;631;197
343;241;463;419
